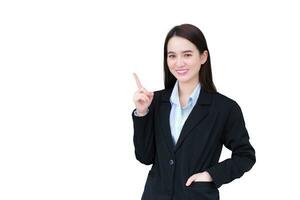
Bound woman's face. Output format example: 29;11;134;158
167;36;207;84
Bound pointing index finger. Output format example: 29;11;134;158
133;73;143;89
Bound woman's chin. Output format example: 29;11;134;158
176;76;191;83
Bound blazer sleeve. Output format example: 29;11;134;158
206;101;256;188
132;91;158;165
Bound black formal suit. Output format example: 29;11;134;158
132;88;256;200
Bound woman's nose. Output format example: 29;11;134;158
176;57;185;67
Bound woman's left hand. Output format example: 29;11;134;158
185;171;213;186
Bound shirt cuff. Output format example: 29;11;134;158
134;109;149;117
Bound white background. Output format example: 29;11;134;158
1;0;299;199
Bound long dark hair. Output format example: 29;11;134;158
163;24;217;92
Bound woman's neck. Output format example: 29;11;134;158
178;78;199;97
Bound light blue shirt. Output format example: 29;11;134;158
169;80;201;144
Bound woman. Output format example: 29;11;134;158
132;24;256;200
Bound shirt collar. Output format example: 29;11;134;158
170;80;201;108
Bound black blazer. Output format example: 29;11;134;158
132;88;256;200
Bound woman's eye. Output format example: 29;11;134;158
168;55;175;58
184;54;192;57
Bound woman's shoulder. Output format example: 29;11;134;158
152;88;242;110
153;88;171;94
213;91;236;104
152;88;172;101
210;91;242;111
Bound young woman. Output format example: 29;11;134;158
132;24;256;200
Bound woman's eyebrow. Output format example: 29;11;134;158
167;50;193;54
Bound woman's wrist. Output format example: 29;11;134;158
135;108;149;116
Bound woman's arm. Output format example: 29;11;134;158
132;92;158;165
206;101;256;188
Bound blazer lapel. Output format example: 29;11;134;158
159;89;176;153
174;89;213;152
159;88;213;153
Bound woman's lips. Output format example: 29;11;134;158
176;69;189;75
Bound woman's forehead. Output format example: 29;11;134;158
167;36;197;53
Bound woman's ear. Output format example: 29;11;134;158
200;50;208;64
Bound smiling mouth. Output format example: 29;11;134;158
176;69;189;75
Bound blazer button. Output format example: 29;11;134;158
169;159;174;165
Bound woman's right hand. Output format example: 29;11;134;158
133;73;154;116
